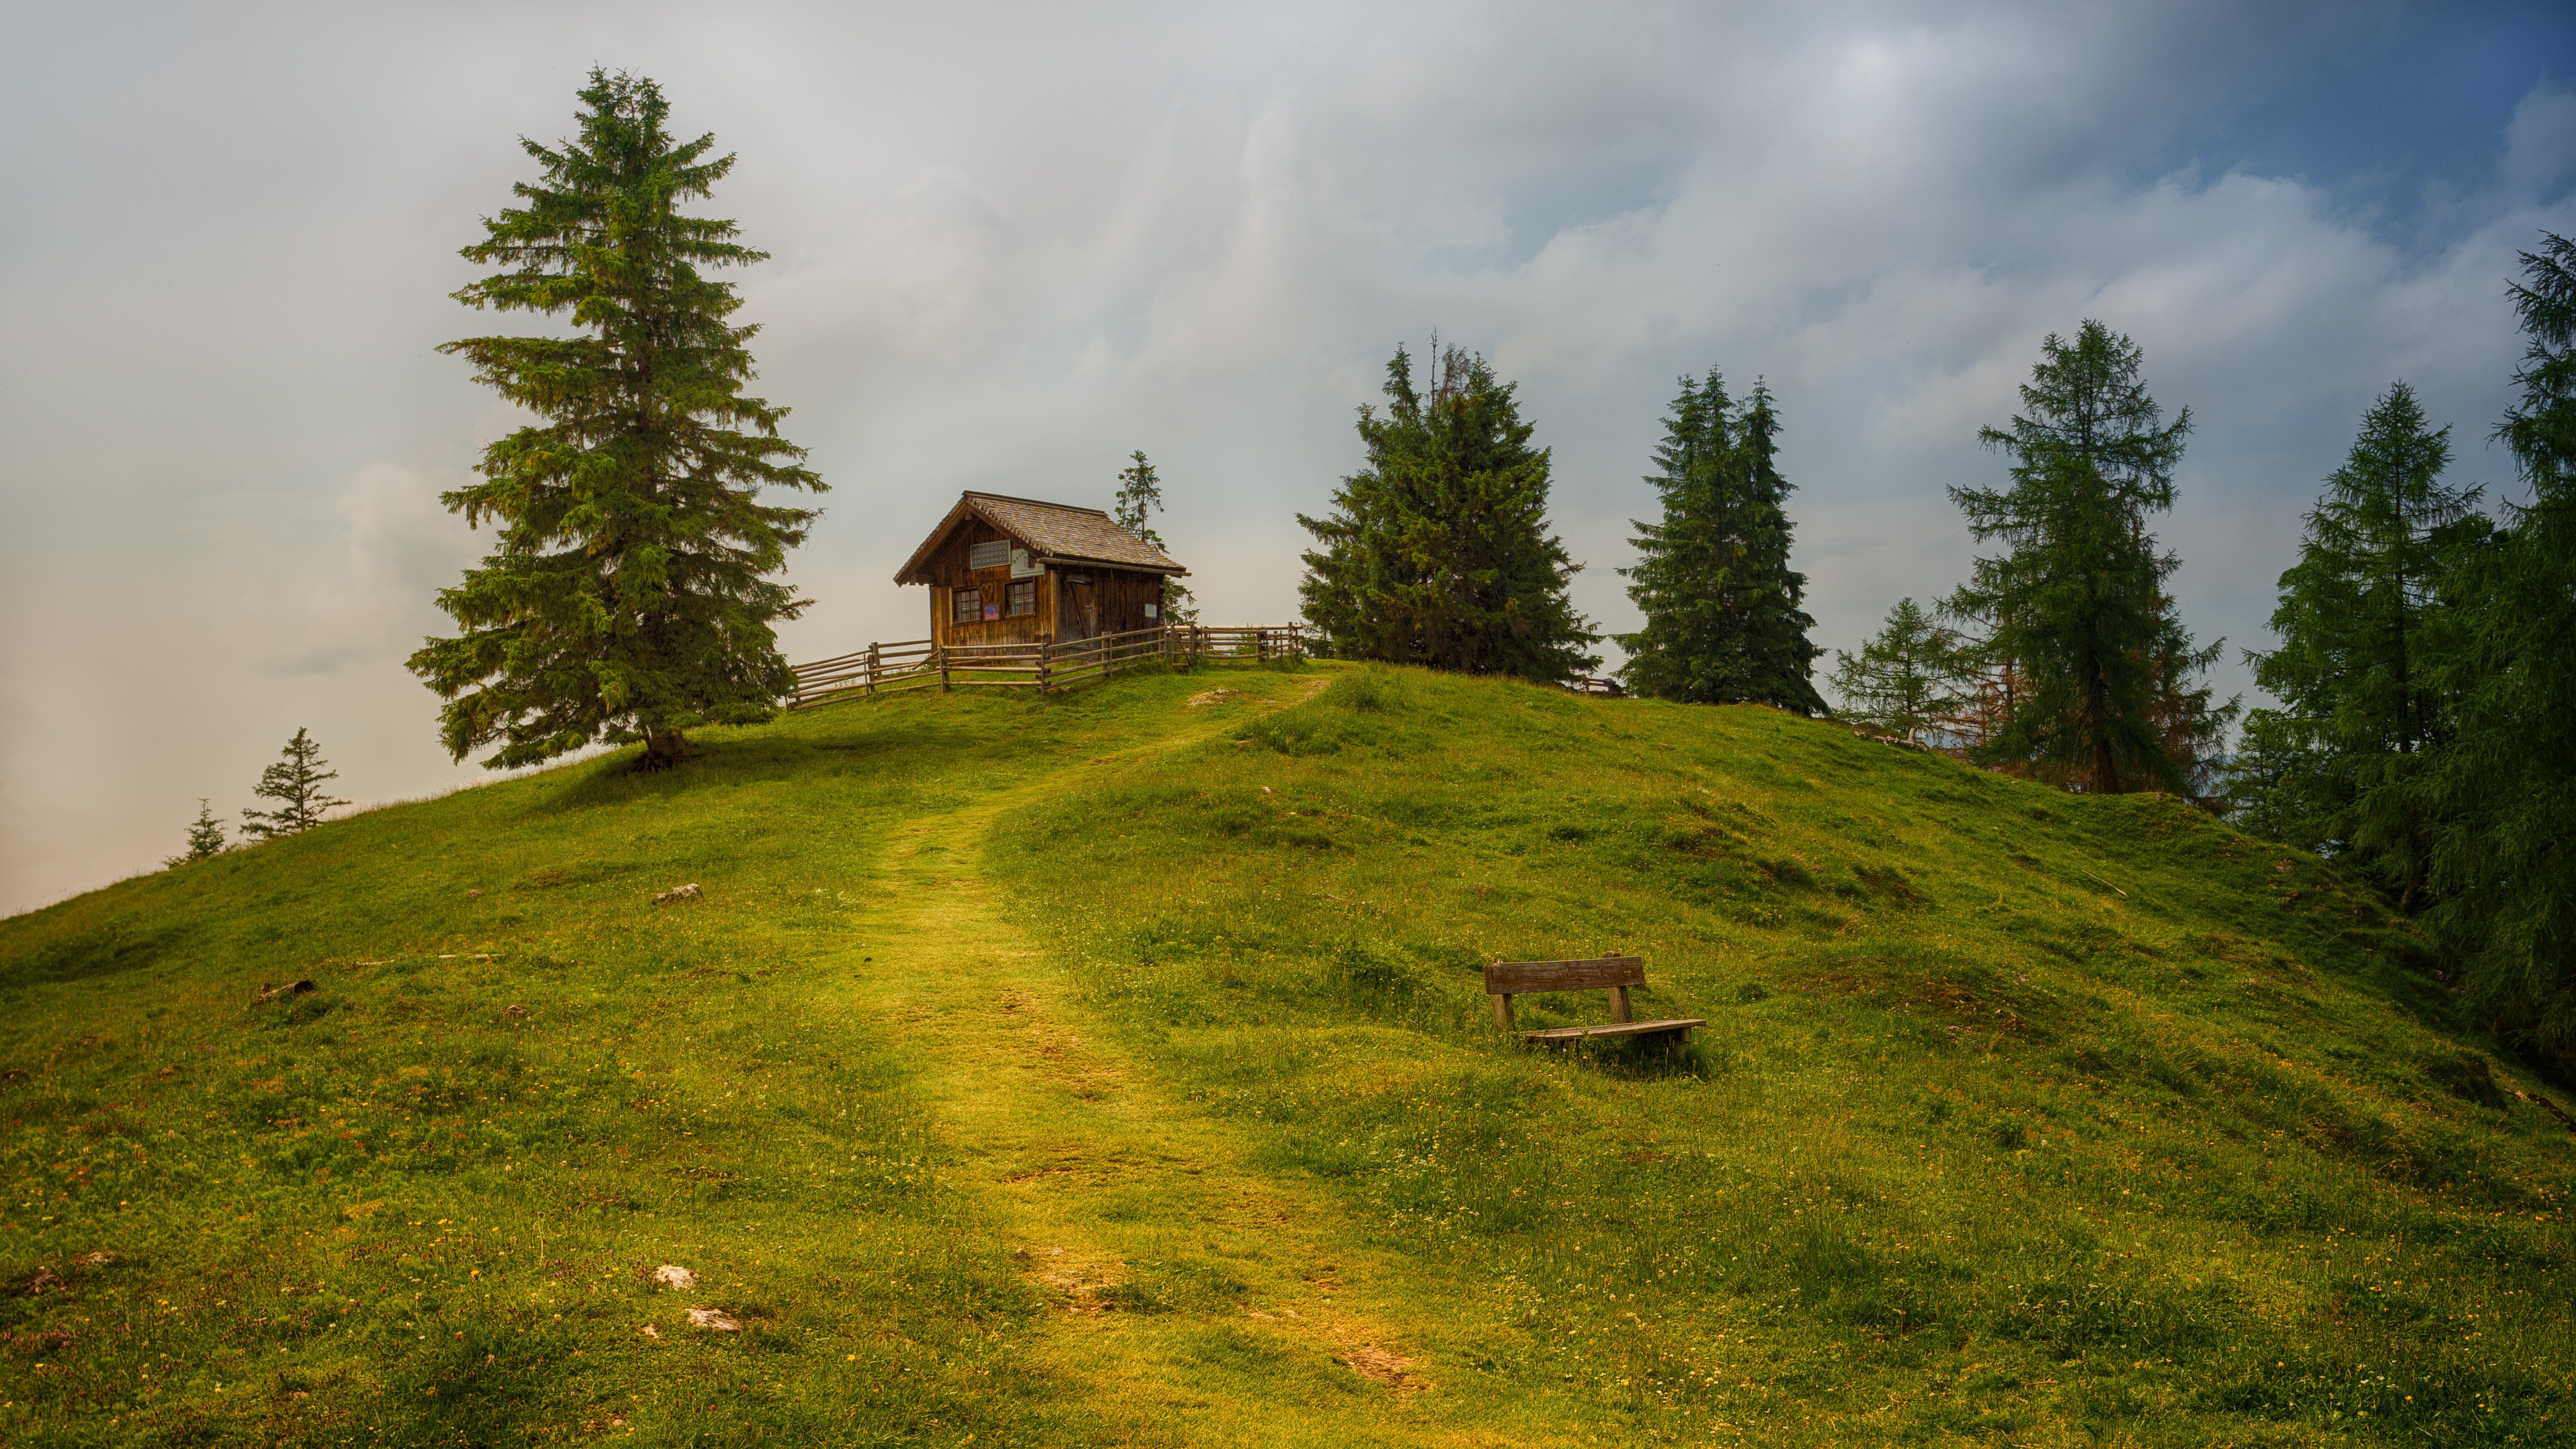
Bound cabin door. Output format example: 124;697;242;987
1062;577;1098;642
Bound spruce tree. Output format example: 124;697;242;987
163;799;227;868
2427;232;2576;1067
2245;382;2480;908
1298;345;1599;680
1112;451;1197;624
1829;599;1969;746
1944;321;2232;795
240;729;351;841
1617;372;1826;711
409;71;824;771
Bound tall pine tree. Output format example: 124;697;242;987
1617;372;1826;711
1112;451;1196;624
1298;345;1599;681
2244;382;2480;909
2427;232;2576;1068
410;71;824;771
1945;321;2232;795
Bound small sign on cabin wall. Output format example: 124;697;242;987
1010;548;1043;578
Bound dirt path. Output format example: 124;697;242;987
838;683;1534;1447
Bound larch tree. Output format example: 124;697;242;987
240;729;350;841
1829;598;1971;747
2244;382;2481;909
409;70;824;772
2427;231;2576;1070
1944;320;2233;795
1930;600;2021;758
1112;450;1197;624
1617;372;1826;712
1298;344;1599;681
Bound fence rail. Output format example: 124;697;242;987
788;623;1304;708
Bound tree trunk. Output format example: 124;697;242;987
641;730;689;771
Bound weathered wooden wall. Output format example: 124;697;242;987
925;518;1055;647
1053;567;1166;643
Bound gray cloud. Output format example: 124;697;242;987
4;1;2569;912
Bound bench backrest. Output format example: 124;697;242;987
1485;955;1644;995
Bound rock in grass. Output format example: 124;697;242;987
653;883;703;905
653;1264;697;1290
686;1307;741;1332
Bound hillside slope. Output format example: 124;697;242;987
3;662;2570;1447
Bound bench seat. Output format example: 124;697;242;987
1487;954;1701;1048
1522;1017;1705;1044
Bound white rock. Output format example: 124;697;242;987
653;1264;697;1290
687;1307;743;1332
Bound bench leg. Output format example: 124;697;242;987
1492;994;1514;1030
1611;985;1633;1024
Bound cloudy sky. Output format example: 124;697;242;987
3;1;2571;915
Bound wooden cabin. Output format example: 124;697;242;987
893;491;1189;647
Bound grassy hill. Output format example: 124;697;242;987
3;661;2571;1447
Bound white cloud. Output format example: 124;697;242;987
232;458;482;677
2504;86;2576;197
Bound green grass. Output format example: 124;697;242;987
3;660;2571;1445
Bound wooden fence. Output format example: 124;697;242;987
787;624;1304;709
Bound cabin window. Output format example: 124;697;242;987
1005;579;1036;617
969;540;1010;570
951;587;981;624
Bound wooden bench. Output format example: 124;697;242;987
1486;953;1705;1045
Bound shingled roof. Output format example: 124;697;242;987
893;491;1189;583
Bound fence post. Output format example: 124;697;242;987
1039;641;1052;696
939;645;950;692
866;641;879;699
